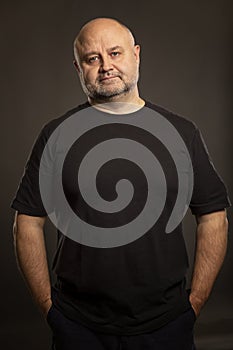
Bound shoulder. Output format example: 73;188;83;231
40;101;90;139
145;101;198;143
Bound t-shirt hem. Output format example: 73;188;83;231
51;286;191;336
190;200;231;216
11;200;47;217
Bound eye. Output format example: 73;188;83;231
111;51;120;57
88;56;99;64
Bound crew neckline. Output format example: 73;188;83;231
84;100;150;117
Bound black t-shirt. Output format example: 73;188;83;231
11;101;231;335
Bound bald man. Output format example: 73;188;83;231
12;17;230;350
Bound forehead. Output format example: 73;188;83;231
76;25;132;56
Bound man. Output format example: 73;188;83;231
12;18;231;350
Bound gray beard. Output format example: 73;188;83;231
81;75;139;102
86;83;130;101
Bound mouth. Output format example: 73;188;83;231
99;76;119;82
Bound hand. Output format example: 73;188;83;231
189;293;203;318
39;298;53;318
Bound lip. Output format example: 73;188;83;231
99;76;119;82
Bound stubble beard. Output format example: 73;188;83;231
81;73;139;102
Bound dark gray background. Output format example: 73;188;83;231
1;1;232;349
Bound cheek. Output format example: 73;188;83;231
80;68;95;83
81;67;98;84
119;59;138;77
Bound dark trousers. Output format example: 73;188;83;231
47;305;196;350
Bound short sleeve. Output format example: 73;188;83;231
189;127;231;215
11;126;48;216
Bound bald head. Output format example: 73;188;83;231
73;18;135;63
72;17;141;104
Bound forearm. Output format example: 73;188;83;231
190;210;228;315
13;214;52;315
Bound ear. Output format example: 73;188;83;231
73;59;80;73
134;44;140;64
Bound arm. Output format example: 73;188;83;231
13;212;52;317
189;209;228;317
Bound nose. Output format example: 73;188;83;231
99;54;113;72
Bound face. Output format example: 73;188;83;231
75;22;140;102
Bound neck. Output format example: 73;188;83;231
88;89;145;114
90;101;145;114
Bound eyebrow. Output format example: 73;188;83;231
107;46;124;52
82;46;124;60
